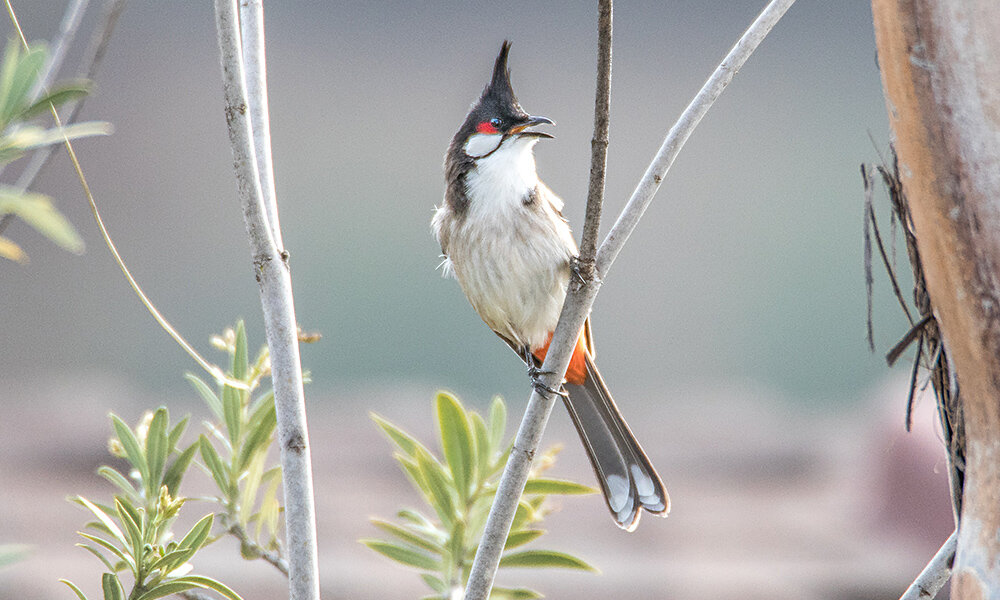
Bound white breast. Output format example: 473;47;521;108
439;136;577;350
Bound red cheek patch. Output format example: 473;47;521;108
476;121;500;134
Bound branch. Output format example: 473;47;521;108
227;522;289;576
239;0;283;249
213;2;320;600
463;1;796;598
595;0;796;275
899;530;957;600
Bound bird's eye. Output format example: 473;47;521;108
490;117;502;128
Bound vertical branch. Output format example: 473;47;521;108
872;1;1000;597
463;1;796;598
212;2;320;600
239;0;283;249
577;0;613;277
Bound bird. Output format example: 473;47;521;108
432;41;669;531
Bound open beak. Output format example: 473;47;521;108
511;115;554;139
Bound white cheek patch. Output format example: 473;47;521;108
464;133;502;157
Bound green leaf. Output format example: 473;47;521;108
221;384;243;447
370;519;443;554
76;533;131;570
523;478;596;495
97;466;137;499
503;529;544;550
488;397;506;450
0;188;83;253
435;392;475;502
415;449;457;526
145;408;169;494
110;415;149;486
134;575;242;600
185;374;223;419
114;498;142;561
232;320;248;380
489;587;543;599
75;543;117;572
510;500;535;532
16;79;89;121
372;412;426;457
235;399;275;473
361;539;440;571
470;412;491;484
59;579;90;600
0;42;44;125
396;454;431;498
177;513;213;551
101;572;125;600
198;436;232;497
162;441;197;496
167;416;190;453
74;497;127;548
447;518;465;571
420;573;447;594
499;549;597;571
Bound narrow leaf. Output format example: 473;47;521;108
470;412;491;483
77;533;131;568
420;573;447;593
370;519;443;554
488;397;506;449
435;392;474;502
167;416;190;453
415;449;457;526
162;441;198;496
232;320;248;380
101;572;125;600
135;575;242;600
74;543;117;572
96;466;137;499
16;80;90;121
59;579;90;600
0;189;83;253
523;478;596;495
371;413;426;457
74;497;127;548
185;374;223;419
503;529;544;550
221;384;242;447
198;436;232;496
499;549;597;571
110;415;149;486
361;539;440;571
145;408;169;494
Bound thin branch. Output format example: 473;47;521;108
594;0;797;276
463;1;796;598
213;2;320;600
576;0;613;280
32;0;90;98
239;0;283;249
899;529;957;600
227;522;289;576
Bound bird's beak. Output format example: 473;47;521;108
511;115;554;139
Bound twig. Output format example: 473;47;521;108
213;1;320;599
899;529;957;600
594;0;797;276
576;0;613;283
178;590;214;600
239;0;283;249
228;522;289;576
463;1;796;598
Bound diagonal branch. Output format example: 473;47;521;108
899;529;957;600
212;1;320;599
463;1;797;598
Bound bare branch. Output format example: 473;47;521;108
595;0;796;276
463;1;796;598
240;0;283;249
899;530;957;600
576;0;613;280
213;1;320;599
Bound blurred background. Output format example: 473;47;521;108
0;1;956;599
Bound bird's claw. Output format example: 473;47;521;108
530;373;569;400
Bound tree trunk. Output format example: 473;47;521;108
871;0;1000;596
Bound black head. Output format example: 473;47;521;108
451;41;553;155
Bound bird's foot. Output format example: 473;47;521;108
528;367;569;400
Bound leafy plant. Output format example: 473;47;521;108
188;320;284;562
0;37;110;262
61;408;240;600
364;393;597;600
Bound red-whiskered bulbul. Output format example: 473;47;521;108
432;42;668;531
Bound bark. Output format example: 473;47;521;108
872;0;1000;596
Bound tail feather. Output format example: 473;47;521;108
562;354;669;531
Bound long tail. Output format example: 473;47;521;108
562;353;669;531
